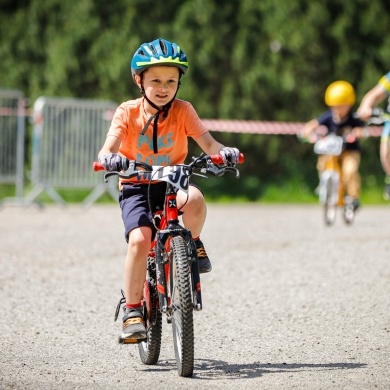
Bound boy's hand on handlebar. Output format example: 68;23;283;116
98;153;122;172
219;147;240;166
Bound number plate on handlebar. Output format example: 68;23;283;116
314;134;343;156
152;165;190;193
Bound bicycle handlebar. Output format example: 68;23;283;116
93;153;244;172
364;107;390;125
93;153;244;185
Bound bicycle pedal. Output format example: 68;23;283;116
118;336;144;344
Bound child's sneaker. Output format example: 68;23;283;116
352;198;360;211
195;239;212;273
122;308;146;340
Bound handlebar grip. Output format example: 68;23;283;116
93;162;105;171
210;153;245;165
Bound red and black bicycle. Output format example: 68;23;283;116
94;152;243;377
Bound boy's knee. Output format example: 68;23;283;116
191;192;204;205
128;228;152;249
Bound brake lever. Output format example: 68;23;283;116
118;160;137;179
103;171;119;183
205;163;226;177
102;160;146;182
225;166;240;178
204;164;240;178
103;169;138;182
192;171;208;179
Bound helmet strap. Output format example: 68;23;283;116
139;77;181;154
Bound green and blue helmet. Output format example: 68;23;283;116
130;38;188;81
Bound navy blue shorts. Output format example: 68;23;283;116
119;182;167;242
119;182;204;242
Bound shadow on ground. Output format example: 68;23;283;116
138;359;367;379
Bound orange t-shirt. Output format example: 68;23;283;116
106;98;208;184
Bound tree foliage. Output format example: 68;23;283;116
0;0;389;199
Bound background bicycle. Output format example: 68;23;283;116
313;133;356;225
298;129;363;226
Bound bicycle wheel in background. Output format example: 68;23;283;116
342;196;355;225
138;256;162;365
324;176;337;226
169;236;194;377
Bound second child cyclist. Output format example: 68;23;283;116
98;38;240;341
301;80;365;210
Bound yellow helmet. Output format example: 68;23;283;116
324;80;356;106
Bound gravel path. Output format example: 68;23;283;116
0;204;389;389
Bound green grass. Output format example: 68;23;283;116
0;182;388;204
0;184;17;199
0;184;117;204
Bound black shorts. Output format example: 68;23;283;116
119;182;167;242
119;182;204;242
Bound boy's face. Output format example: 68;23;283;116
330;104;351;122
136;66;180;108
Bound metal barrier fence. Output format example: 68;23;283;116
24;96;119;207
0;89;26;200
2;91;384;208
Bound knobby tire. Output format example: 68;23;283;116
170;236;194;377
343;199;355;225
138;257;162;365
324;176;337;226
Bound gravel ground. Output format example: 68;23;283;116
0;203;389;389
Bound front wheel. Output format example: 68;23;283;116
170;236;194;377
324;175;337;226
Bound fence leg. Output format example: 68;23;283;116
24;184;66;207
82;184;118;209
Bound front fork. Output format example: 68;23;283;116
154;227;202;316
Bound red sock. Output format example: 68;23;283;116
193;236;199;241
126;302;142;309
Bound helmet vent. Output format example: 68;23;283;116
149;44;157;55
159;39;167;55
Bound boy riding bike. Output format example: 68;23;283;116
98;38;240;341
301;80;365;210
357;71;390;200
